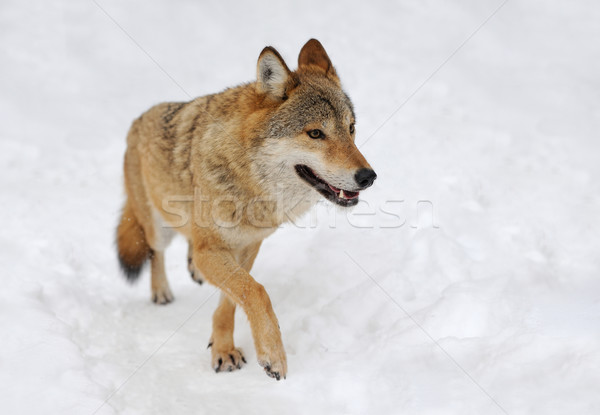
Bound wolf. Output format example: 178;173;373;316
116;39;377;380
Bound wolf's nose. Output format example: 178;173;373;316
355;168;377;189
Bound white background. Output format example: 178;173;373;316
1;0;599;414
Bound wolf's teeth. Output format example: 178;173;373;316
339;190;346;199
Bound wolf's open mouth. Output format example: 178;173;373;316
294;164;359;207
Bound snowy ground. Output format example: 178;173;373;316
1;0;600;414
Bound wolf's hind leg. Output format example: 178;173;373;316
146;207;175;304
209;292;246;372
150;250;174;304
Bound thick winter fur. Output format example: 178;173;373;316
116;39;376;380
116;200;152;281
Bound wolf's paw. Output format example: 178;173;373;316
152;286;174;305
211;347;246;373
188;256;204;285
257;350;287;381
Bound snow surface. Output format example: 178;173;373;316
1;0;600;414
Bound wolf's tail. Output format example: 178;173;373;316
116;200;151;282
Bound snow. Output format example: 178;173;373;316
1;0;599;414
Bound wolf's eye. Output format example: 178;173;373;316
349;123;355;134
307;129;325;139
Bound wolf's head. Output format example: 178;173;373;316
254;39;377;208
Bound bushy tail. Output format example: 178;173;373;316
116;200;151;282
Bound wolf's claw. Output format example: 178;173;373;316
259;359;286;381
151;286;174;304
212;348;245;373
188;257;204;285
191;271;203;284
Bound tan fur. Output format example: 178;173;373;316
116;200;151;279
116;39;375;380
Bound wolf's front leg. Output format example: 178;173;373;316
208;292;246;372
193;247;287;380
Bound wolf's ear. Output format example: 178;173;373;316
298;38;338;79
257;46;292;100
